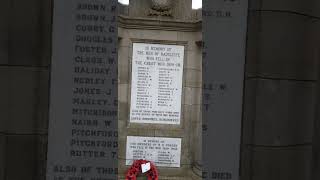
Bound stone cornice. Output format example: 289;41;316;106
118;15;202;32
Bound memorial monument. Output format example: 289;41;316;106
118;0;202;179
1;0;320;179
46;0;118;180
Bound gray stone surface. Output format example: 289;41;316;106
118;34;201;180
312;1;320;17
248;0;320;18
243;0;320;178
313;76;320;179
250;146;312;180
245;11;260;77
183;87;201;105
260;0;319;17
248;0;262;10
244;79;316;146
185;49;202;71
306;20;320;66
246;12;318;80
127;29;179;41
0;135;5;180
118;102;129;122
118;4;202;177
0;67;49;134
118;45;130;84
0;68;9;133
183;104;201;124
5;136;37;180
241;79;257;147
312;19;320;180
5;135;47;180
0;0;9;65
9;0;51;66
0;1;51;179
184;69;202;88
239;145;253;180
126;0;197;21
118;83;129;103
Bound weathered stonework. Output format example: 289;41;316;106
118;1;202;179
148;0;173;17
0;0;318;180
242;0;320;179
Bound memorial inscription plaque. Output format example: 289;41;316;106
126;136;181;168
129;43;184;124
202;0;248;179
46;0;117;179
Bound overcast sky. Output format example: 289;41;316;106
118;0;202;9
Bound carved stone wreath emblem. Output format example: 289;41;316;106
148;0;173;17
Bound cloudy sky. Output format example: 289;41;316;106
118;0;202;9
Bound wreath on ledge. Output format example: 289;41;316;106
125;159;159;180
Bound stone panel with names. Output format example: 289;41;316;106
130;43;184;125
126;136;181;168
202;0;248;179
46;0;118;180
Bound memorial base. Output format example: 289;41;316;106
118;175;196;180
118;166;201;180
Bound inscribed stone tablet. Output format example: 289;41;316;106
130;43;184;124
46;0;118;179
126;136;181;167
202;0;248;179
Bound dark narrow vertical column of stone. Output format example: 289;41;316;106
313;62;320;180
2;0;52;179
242;0;319;180
0;0;9;178
0;136;5;179
312;1;320;177
240;1;261;179
0;0;9;65
9;0;41;66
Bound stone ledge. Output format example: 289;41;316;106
119;15;201;32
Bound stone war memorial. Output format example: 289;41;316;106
117;0;202;179
2;0;320;180
46;0;202;180
47;0;118;180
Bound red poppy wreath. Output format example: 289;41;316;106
125;159;159;180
